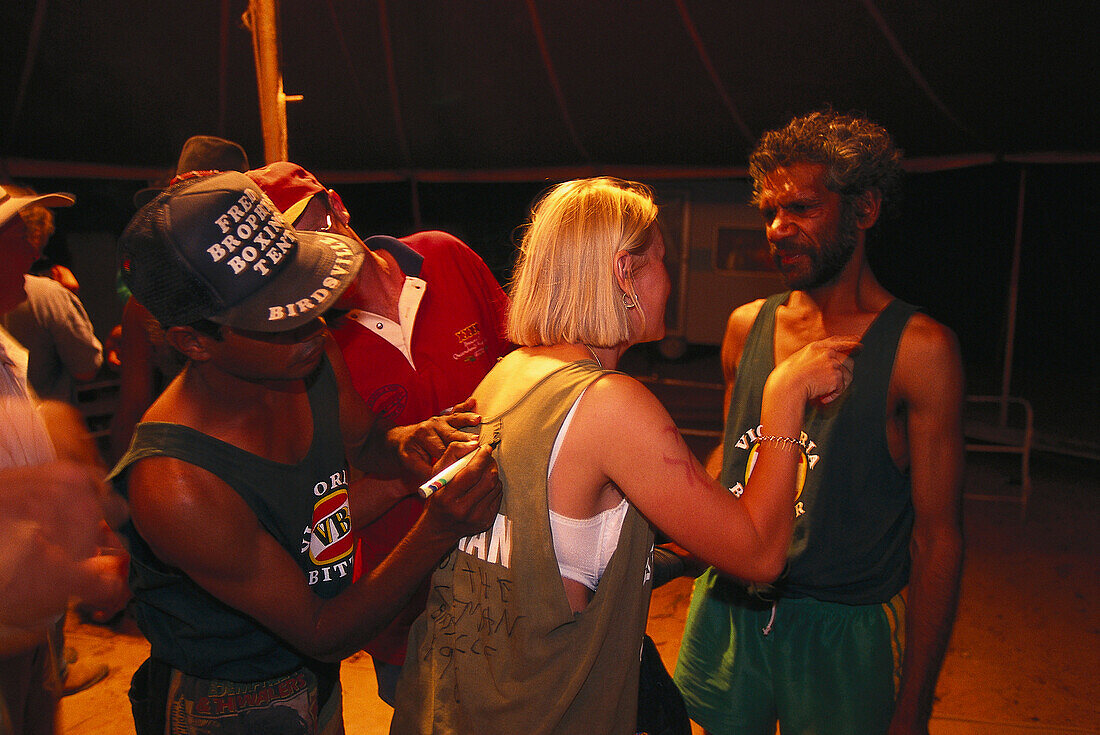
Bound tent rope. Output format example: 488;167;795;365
673;0;755;147
5;0;49;156
859;0;984;148
525;0;592;162
375;0;414;170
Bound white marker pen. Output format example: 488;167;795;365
418;448;481;498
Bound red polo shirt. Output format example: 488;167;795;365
332;230;510;664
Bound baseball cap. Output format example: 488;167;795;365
0;184;74;232
246;161;351;228
133;135;250;208
119;171;363;332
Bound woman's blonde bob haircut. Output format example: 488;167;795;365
507;177;659;347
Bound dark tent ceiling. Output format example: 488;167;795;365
2;1;1096;180
2;1;1098;457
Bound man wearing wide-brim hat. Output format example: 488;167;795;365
1;183;129;733
132;134;250;209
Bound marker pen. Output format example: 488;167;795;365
418;447;482;498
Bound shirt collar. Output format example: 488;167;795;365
362;235;424;278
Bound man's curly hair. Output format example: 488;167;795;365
749;110;904;218
3;184;56;251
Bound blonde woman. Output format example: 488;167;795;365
391;178;858;735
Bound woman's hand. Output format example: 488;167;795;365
770;335;861;405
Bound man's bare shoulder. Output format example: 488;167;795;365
898;312;961;363
894;311;964;396
128;455;243;524
727;299;767;336
127;454;259;569
720;299;768;380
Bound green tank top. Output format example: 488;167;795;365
111;358;353;682
392;360;656;735
714;292;918;604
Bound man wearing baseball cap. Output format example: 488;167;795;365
247;161;513;708
110;171;502;734
111;134;250;461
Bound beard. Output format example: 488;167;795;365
774;204;859;290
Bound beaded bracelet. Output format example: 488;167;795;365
757;434;804;450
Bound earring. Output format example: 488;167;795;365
622;292;636;309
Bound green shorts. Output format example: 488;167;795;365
674;574;905;735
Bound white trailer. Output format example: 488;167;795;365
655;189;785;359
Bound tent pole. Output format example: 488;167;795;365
1000;166;1026;425
246;0;289;163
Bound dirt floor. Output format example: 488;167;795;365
57;450;1098;735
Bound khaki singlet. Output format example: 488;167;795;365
392;360;656;735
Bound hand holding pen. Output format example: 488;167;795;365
419;436;500;498
418;440;502;540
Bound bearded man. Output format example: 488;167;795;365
675;111;965;735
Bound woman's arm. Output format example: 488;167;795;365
562;336;858;583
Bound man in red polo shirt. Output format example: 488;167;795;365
251;162;511;707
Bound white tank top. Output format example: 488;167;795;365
547;390;629;590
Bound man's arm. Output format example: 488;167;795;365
38;399;104;468
890;315;966;734
37;400;132;619
0;461;120;629
704;300;764;478
127;444;500;663
108;298;158;461
44;279;103;382
1;402;128;630
324;336;481;480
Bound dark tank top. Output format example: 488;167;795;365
718;292;918;604
111;357;353;682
